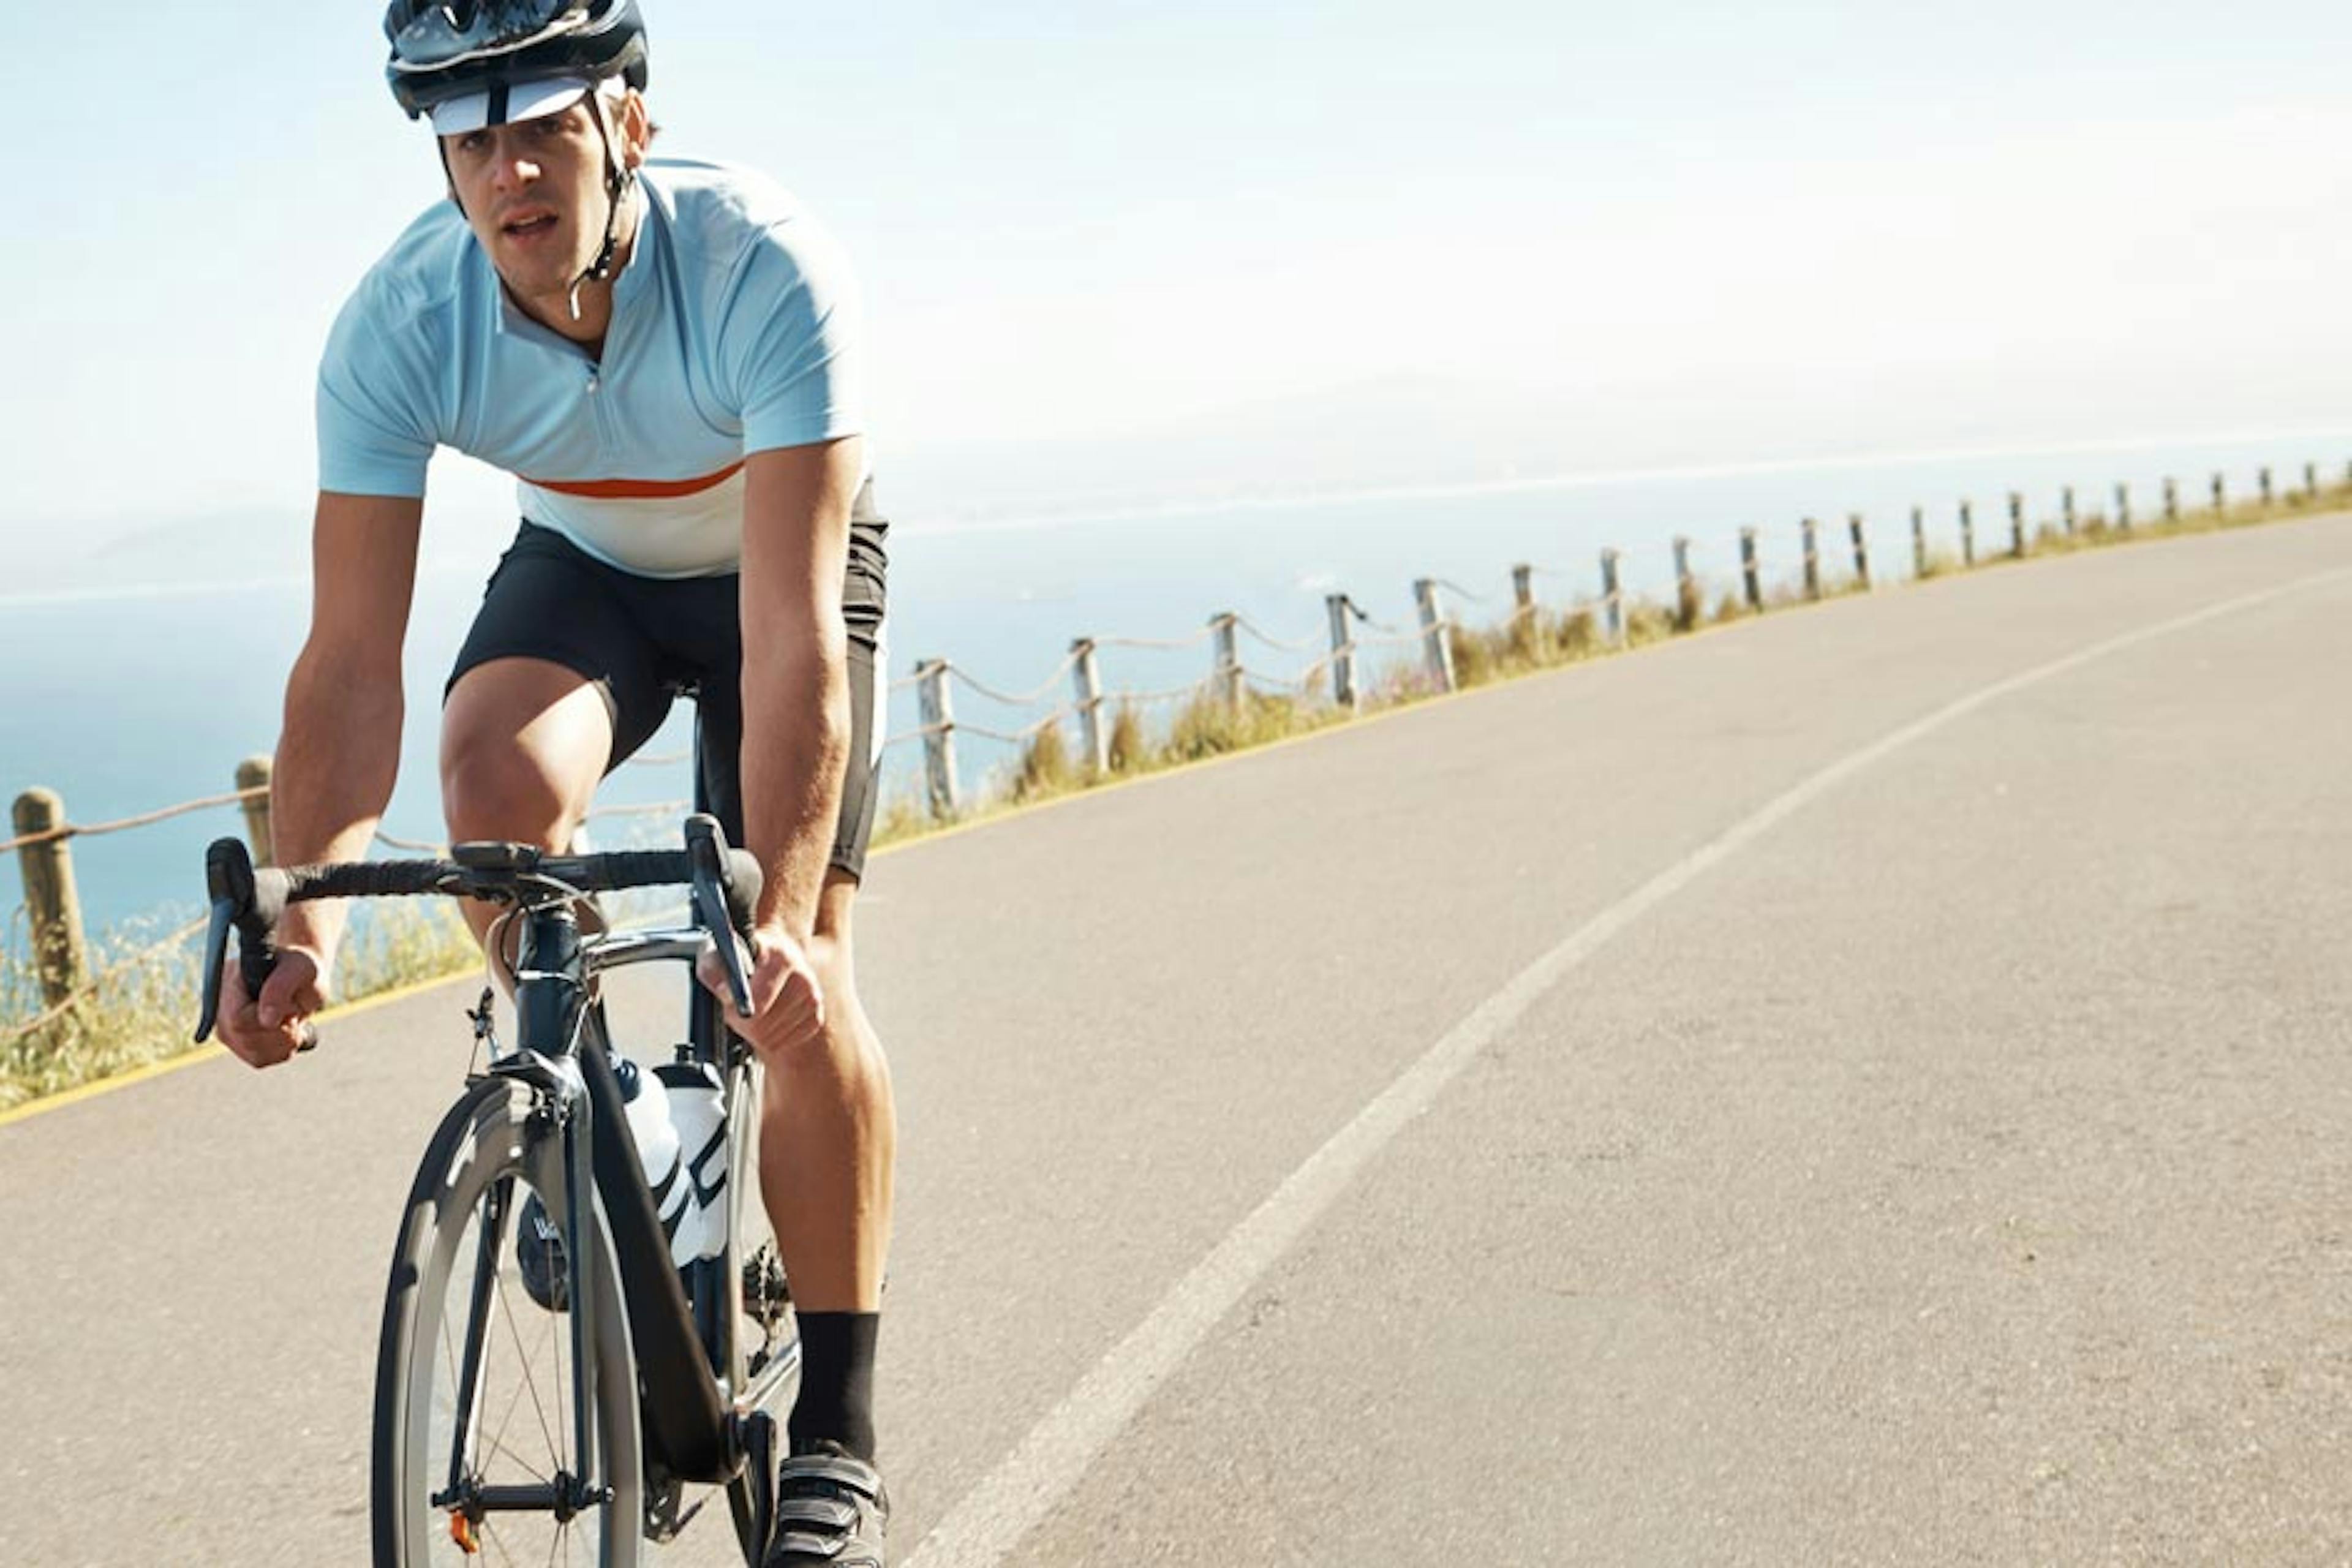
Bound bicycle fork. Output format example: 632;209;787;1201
437;1047;617;1532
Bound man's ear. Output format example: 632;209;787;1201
617;91;652;170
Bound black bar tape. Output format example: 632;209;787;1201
273;861;453;901
545;849;693;892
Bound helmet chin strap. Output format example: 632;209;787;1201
567;87;633;323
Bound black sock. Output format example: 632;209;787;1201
789;1311;880;1463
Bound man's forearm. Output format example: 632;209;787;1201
272;642;405;956
741;643;851;941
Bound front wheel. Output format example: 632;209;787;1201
372;1076;645;1566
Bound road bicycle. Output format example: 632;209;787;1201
196;809;797;1565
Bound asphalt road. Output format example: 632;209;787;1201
4;516;2348;1566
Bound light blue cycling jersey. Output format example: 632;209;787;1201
317;156;863;579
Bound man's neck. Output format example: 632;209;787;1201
504;186;641;354
508;266;622;353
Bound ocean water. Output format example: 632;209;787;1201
6;427;2348;938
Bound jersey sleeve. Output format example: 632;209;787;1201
720;216;866;456
315;281;439;497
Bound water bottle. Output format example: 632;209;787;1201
516;1056;725;1310
615;1056;690;1260
654;1057;728;1265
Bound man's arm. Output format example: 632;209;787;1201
219;491;421;1065
703;437;860;1058
738;437;861;941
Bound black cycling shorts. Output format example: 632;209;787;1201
445;480;890;881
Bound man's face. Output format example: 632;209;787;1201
441;97;629;303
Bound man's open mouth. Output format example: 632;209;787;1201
502;213;559;238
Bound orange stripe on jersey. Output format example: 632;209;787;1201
526;461;745;499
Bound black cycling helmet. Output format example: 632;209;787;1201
384;0;649;123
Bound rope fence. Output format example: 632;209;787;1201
0;785;270;858
12;453;2348;1038
948;647;1084;708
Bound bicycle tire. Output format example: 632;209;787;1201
722;1049;799;1560
372;1076;646;1566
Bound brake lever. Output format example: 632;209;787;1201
684;816;755;1017
195;894;234;1044
197;838;316;1054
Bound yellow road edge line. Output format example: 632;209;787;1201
0;967;480;1130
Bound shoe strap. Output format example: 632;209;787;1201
777;1452;883;1502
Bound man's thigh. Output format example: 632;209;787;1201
449;521;679;757
440;657;617;833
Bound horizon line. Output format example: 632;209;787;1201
893;421;2352;537
11;421;2352;608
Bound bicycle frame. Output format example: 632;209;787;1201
497;900;751;1490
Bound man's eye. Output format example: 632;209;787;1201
458;132;489;155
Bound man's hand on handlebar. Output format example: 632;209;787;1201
696;919;826;1061
216;945;328;1068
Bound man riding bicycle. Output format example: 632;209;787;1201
213;4;896;1561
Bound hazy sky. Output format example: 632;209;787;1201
9;1;2352;537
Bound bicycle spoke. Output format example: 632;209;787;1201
477;1284;546;1482
489;1267;564;1472
472;1424;554;1488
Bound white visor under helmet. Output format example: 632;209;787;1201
428;72;625;135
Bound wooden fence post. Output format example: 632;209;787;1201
2008;492;2027;558
2061;485;2077;535
1325;594;1358;712
1672;537;1698;630
235;755;274;867
2115;482;2132;532
1740;528;1763;612
11;788;89;1010
1801;518;1822;601
1509;564;1539;655
1413;579;1457;692
1599;549;1625;643
1069;638;1108;775
2303;461;2318;503
1210;612;1242;709
1910;505;1927;578
915;659;959;819
2258;467;2274;508
1847;513;1871;590
1959;500;1975;566
2163;477;2179;522
2211;472;2226;514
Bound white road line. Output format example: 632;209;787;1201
903;565;2352;1568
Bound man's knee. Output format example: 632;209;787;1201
809;872;873;1047
441;657;612;841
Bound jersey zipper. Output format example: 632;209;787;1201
584;364;619;461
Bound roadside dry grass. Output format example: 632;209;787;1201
1;897;481;1111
